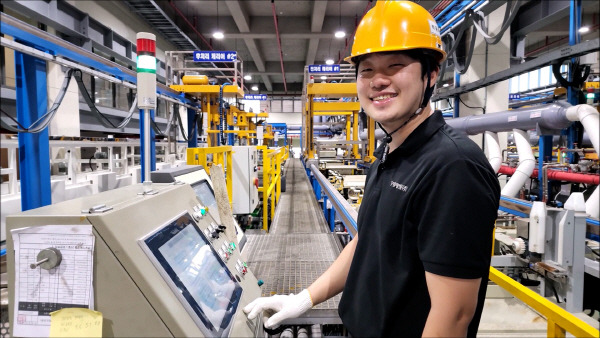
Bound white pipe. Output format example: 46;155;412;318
565;104;600;219
585;188;599;219
529;201;547;254
484;131;502;173
501;129;536;197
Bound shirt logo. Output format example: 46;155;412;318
390;181;408;192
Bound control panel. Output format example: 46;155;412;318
6;183;262;337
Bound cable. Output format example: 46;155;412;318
0;68;74;133
472;0;522;45
88;154;95;172
588;246;600;257
73;69;138;130
458;96;485;114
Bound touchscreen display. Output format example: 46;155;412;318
142;213;242;337
192;180;217;208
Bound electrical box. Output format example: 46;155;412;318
6;183;263;337
231;146;259;215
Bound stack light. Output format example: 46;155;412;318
136;32;157;109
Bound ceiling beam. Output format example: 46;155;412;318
225;0;271;90
306;1;327;66
311;1;328;32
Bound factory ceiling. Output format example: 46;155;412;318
125;0;599;95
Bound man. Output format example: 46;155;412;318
244;1;501;336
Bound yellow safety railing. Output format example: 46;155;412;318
187;146;233;204
258;146;289;231
489;267;599;338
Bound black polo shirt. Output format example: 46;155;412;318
338;111;500;337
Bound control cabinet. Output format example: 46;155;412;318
6;183;263;337
231;146;259;214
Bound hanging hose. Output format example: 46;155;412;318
1;68;74;133
472;0;522;45
73;69;138;129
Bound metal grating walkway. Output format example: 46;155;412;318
243;158;343;315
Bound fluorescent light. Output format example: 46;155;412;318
325;59;334;65
213;31;225;39
443;83;449;88
335;30;346;38
579;26;590;33
320;76;327;80
244;75;252;80
251;85;258;91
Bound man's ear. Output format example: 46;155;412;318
428;65;440;86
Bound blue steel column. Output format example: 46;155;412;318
150;109;156;172
15;51;51;210
454;72;460;118
187;107;198;148
566;0;582;163
140;108;156;181
538;135;554;201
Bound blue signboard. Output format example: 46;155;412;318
193;51;237;62
509;94;521;100
244;94;267;101
308;64;340;73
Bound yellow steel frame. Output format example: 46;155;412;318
186;146;233;204
257;146;289;231
303;83;374;161
489;267;599;338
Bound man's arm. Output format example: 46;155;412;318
308;235;358;305
422;272;481;337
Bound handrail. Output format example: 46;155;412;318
258;146;288;231
489;267;599;337
309;164;358;237
186;146;233;204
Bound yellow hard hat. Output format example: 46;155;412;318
345;1;446;64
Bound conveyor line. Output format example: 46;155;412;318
243;158;343;320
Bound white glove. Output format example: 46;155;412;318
243;289;313;329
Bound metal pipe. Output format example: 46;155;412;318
271;1;287;93
498;165;599;185
446;101;573;135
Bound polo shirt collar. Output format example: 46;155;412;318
379;110;446;160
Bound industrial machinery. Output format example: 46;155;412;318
230;146;260;215
151;164;247;249
5;182;264;337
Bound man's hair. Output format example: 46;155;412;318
353;49;441;79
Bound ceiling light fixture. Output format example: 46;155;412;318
244;75;252;81
335;1;345;39
325;59;334;65
213;0;225;40
579;26;590;33
251;85;259;91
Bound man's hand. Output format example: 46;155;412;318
243;289;313;329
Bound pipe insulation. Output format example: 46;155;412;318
446;101;573;135
566;104;600;219
529;201;547;254
501;129;536;197
484;132;502;173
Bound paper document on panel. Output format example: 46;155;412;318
11;225;95;337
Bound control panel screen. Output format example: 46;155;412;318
192;180;217;208
141;213;242;337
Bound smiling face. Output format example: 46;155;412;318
356;52;433;131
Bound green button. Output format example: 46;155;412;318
200;208;207;215
243;262;248;267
